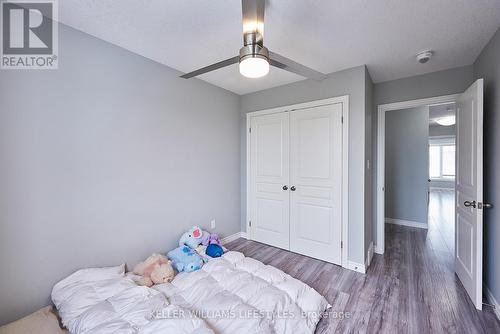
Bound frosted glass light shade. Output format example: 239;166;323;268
239;57;269;78
436;116;456;126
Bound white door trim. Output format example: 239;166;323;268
246;96;349;268
376;94;459;254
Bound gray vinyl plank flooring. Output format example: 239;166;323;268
225;223;500;333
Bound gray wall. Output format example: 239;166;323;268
385;107;429;224
429;124;456;137
240;66;369;264
374;65;474;106
429;179;455;189
372;66;474;247
0;24;240;325
473;26;500;307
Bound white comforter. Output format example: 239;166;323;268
52;251;329;334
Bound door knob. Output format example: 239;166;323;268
478;202;493;209
282;185;288;191
290;186;296;191
464;200;477;208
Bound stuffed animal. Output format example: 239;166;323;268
179;226;209;249
201;233;222;247
195;244;210;262
168;246;206;272
132;253;175;287
206;244;224;258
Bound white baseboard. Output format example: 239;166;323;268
385;218;428;229
484;283;500;320
365;242;374;269
374;245;384;255
430;186;455;191
221;232;247;245
347;261;366;274
347;242;374;274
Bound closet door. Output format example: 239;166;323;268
289;103;343;264
250;112;290;249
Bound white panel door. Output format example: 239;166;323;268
289;103;343;264
250;112;290;249
455;79;484;310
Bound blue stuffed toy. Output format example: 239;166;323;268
179;226;209;249
167;246;206;272
206;244;224;258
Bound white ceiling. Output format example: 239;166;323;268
429;103;456;125
59;0;500;95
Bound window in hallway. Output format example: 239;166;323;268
429;137;456;180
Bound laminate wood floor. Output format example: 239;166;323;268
428;189;455;255
226;224;500;333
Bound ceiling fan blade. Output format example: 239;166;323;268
242;0;265;37
180;56;239;79
269;51;327;81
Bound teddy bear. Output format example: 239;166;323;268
132;253;175;287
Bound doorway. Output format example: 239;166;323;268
376;79;485;310
428;103;457;254
382;102;456;240
376;94;459;254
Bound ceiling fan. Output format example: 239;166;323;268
180;0;326;80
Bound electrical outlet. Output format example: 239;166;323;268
210;219;216;229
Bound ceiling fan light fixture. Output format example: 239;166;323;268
436;116;456;126
180;0;326;81
239;44;269;78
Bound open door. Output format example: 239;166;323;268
455;79;484;310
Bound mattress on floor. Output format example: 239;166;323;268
52;251;329;334
0;306;68;334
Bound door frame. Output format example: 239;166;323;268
376;93;459;254
246;95;349;268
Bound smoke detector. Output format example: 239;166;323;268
416;50;433;64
